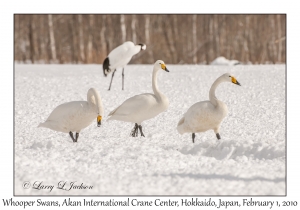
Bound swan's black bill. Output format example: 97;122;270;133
165;68;170;72
97;115;102;127
235;81;241;86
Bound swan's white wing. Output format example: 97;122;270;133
46;101;88;122
40;101;91;133
180;100;228;134
177;116;185;126
109;93;156;117
184;101;212;120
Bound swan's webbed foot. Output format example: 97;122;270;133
69;131;76;142
75;132;79;142
192;133;195;143
216;133;221;140
130;123;139;137
138;125;145;137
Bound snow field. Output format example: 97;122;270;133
15;64;285;195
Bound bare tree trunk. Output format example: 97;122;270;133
100;15;107;61
20;15;28;62
192;15;197;63
78;14;85;63
162;16;177;63
131;14;137;43
214;15;219;57
68;15;76;63
208;15;214;63
87;14;94;63
270;15;277;63
277;14;282;63
14;15;19;61
14;15;23;61
172;15;180;63
29;16;35;63
145;15;153;62
48;14;57;63
106;15;113;52
13;14;286;64
39;15;47;63
120;14;126;42
243;15;250;62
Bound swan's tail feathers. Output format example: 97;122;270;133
108;106;119;117
103;57;110;77
106;116;113;122
177;117;185;126
37;121;67;133
176;117;186;135
38;122;44;128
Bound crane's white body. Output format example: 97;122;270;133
39;88;104;133
103;41;146;76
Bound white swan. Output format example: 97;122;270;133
38;88;104;142
177;73;241;143
107;60;169;137
103;41;146;90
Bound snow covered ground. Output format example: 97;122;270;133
14;64;285;195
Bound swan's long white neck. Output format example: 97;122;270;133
209;77;223;107
87;88;104;115
152;68;163;101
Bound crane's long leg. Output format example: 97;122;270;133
69;131;76;142
122;68;125;90
138;125;145;137
192;133;195;143
108;70;116;91
75;133;79;142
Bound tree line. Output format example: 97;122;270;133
14;14;286;64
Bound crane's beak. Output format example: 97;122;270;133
97;115;102;127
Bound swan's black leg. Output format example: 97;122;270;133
216;133;221;140
138;125;145;137
69;131;76;142
122;68;125;90
192;133;195;143
130;123;139;137
75;133;79;142
108;69;116;91
134;123;139;137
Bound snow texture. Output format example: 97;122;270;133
15;64;285;195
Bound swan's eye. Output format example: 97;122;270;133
229;76;231;77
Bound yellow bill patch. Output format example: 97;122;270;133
97;115;102;122
231;77;237;84
161;63;166;70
